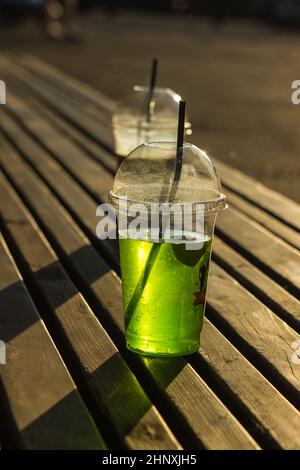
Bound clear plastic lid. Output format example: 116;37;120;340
109;141;227;213
112;86;192;132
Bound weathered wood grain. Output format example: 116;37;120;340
0;137;259;450
0;104;299;402
216;158;300;232
1;54;300;449
207;263;300;397
212;238;300;332
0;125;298;449
195;319;300;449
6;85;300;295
0;108;117;264
7;93;113;202
0;172;179;451
7;58;114;150
226;187;300;250
3;81;299;331
19;53;115;113
0;61;118;174
0;234;105;450
15;53;300;232
216;209;300;296
3;91;300;299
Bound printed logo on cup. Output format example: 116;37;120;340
0;80;6;105
0;340;6;365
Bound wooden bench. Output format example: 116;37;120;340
0;53;299;450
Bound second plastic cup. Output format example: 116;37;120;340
112;86;192;157
109;142;227;356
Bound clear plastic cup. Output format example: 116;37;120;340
112;86;192;157
109;142;227;356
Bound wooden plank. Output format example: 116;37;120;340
215;158;300;232
0;56;116;177
2;91;298;321
0;52;116;172
10;78;118;173
6;93;113;202
0;172;179;451
1;122;300;450
0;105;299;403
216;209;300;296
0;235;105;450
2;63;300;444
193;320;300;450
4;53;300;446
6;58;114;150
1;141;298;448
212;238;300;332
3;92;300;298
207;263;300;397
0;108;117;265
226;187;300;251
15;53;300;232
18;56;113;131
4;63;300;260
4;75;300;331
0;137;259;450
65;235;300;450
19;53;115;113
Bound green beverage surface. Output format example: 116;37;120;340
119;231;212;356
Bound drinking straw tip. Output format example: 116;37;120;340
172;100;186;185
147;59;159;122
150;59;158;91
177;100;186;153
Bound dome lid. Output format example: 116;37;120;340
109;141;227;213
113;86;192;131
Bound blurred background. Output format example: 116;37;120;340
0;0;300;202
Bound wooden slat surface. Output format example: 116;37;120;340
212;238;300;332
18;53;115;113
6;83;299;335
216;210;300;296
0;234;105;450
0;102;298;449
225;187;300;251
216;159;300;233
3;89;300;299
7;58;114;150
9;54;300;233
3;76;299;296
0;161;180;451
1;95;299;402
0;138;258;450
0;53;300;450
4;66;118;173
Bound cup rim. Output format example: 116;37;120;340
112;119;192;131
108;190;228;214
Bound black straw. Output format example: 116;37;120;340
146;58;158;122
170;100;186;201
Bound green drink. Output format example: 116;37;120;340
120;231;212;356
108;141;227;357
